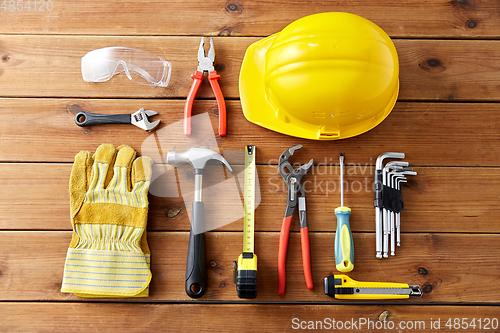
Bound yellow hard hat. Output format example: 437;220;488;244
239;12;399;140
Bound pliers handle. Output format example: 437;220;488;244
184;37;227;137
278;197;313;296
184;70;226;136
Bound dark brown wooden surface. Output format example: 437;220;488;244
0;231;498;303
2;303;499;332
1;163;499;233
1;1;499;331
1;0;499;38
1;37;500;101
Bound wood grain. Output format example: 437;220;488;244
1;99;500;166
1;163;499;233
2;303;500;332
0;0;499;38
1;0;498;328
1;36;500;101
0;231;498;303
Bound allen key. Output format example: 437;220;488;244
374;153;405;259
374;152;417;259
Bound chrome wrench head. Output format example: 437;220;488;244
131;108;160;131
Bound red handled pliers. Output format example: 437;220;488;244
184;37;226;137
278;145;314;296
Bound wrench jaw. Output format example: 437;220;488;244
131;108;160;131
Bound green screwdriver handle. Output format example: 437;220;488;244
335;207;354;272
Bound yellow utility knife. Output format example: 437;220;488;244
324;275;422;300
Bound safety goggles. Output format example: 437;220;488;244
81;47;172;87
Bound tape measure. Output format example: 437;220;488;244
243;145;256;253
233;145;258;299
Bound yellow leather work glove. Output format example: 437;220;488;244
61;143;153;297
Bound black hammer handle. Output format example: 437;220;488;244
74;111;131;127
185;201;207;298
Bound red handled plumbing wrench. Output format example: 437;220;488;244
278;145;314;296
184;37;226;137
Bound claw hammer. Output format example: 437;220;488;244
167;148;233;298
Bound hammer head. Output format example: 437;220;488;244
167;148;233;172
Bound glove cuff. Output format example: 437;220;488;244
61;246;151;297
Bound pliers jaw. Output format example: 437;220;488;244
184;37;227;137
279;145;313;211
197;37;215;73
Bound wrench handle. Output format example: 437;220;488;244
185;201;207;298
75;112;131;127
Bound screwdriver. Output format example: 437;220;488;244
334;153;354;272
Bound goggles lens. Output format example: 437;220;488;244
81;47;172;87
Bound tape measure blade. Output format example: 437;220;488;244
244;146;256;254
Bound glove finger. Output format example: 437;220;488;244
85;144;117;204
113;145;137;192
130;156;153;207
69;150;93;217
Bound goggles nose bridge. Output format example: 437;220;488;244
115;60;133;81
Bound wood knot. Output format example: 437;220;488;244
418;267;429;275
186;170;195;181
166;206;182;218
419;58;445;73
2;55;10;62
214;63;225;72
83;129;92;135
407;178;418;187
218;28;233;36
209;259;218;267
213;108;219;116
423;284;433;293
466;20;477;29
427;59;441;67
219;280;228;288
450;0;476;9
378;310;390;322
67;103;84;114
225;3;241;12
448;95;454;100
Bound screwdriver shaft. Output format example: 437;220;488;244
340;153;344;207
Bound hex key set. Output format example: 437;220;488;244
374;152;417;259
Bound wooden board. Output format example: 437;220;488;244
1;36;500;100
1;0;499;329
1;99;500;166
1;0;499;38
2;303;500;332
0;231;498;303
1;163;499;233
